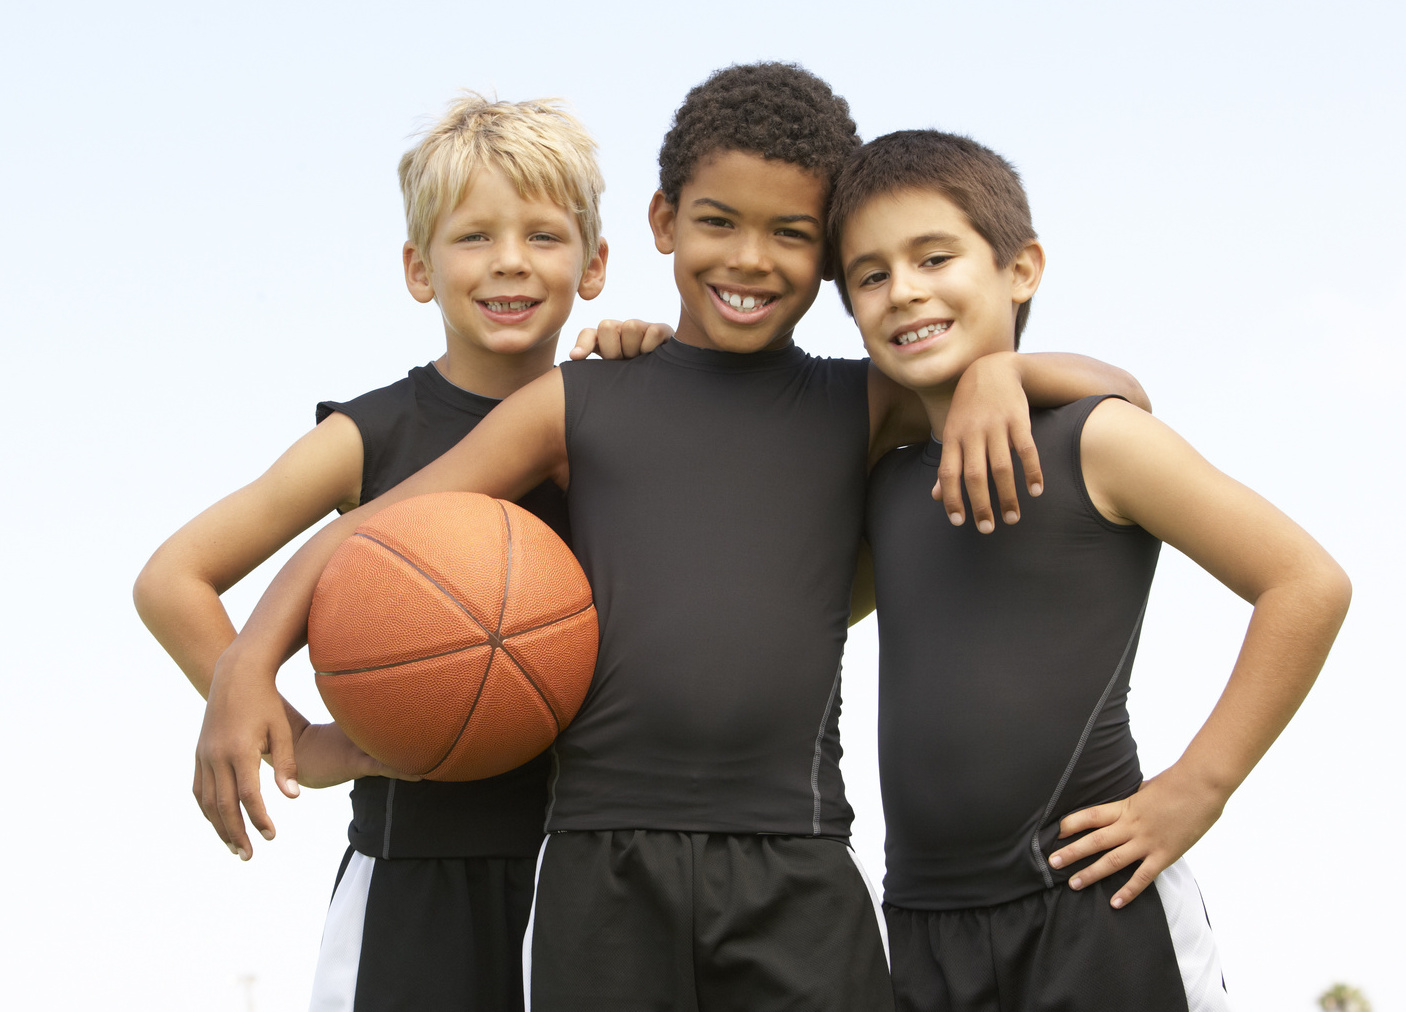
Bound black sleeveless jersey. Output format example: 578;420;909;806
316;363;570;859
547;339;871;837
865;396;1160;909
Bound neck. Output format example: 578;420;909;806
671;309;796;355
915;384;957;440
435;338;558;400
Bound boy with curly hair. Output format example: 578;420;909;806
192;65;1144;1011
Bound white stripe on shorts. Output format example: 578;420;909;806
521;836;551;1011
1154;858;1231;1012
308;850;374;1012
846;846;890;967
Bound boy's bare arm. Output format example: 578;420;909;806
135;415;411;844
194;369;570;860
868;352;1150;533
1048;398;1350;908
134;412;364;699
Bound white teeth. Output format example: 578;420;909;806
485;300;535;312
718;288;768;311
895;322;951;345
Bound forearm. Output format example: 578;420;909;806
134;565;237;698
135;565;311;735
1164;562;1350;803
1015;352;1150;412
214;510;364;690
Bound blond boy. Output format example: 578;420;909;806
134;93;658;1010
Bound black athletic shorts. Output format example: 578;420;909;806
309;846;537;1011
526;829;894;1011
885;859;1230;1012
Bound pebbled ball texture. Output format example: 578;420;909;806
308;492;597;780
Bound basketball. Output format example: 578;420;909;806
306;491;597;781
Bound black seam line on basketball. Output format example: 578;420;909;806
495;642;562;733
483;506;559;736
351;531;501;646
315;639;494;677
318;598;598;676
495;600;595;641
417;504;513;776
426;644;498;775
494;501;512;643
492;603;592;731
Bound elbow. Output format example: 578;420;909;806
1326;562;1353;626
1299;555;1352;640
132;555;167;628
1120;371;1152;414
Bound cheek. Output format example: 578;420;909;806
673;251;702;295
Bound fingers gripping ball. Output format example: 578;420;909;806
307;492;597;780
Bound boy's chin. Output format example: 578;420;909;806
869;354;963;396
686;322;796;354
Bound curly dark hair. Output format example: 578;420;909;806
657;62;861;204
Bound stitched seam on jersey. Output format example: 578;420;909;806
1029;593;1149;886
381;779;396;859
810;660;844;836
543;744;561;826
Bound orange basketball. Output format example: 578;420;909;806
307;491;597;781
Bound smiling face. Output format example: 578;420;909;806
649;149;828;354
404;164;605;394
840;188;1042;394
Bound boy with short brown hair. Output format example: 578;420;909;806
831;128;1350;1010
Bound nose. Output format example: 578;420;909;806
493;237;529;275
727;230;771;274
888;264;925;308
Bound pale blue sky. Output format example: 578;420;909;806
2;2;1401;1008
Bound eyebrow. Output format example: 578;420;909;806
843;232;965;278
692;198;821;228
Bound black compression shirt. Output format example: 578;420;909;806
317;363;569;859
866;396;1160;909
546;339;870;837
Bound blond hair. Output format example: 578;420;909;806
398;93;604;263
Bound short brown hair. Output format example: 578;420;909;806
827;130;1037;341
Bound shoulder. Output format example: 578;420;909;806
1079;395;1177;460
868;440;931;495
1079;397;1208;526
316;368;419;426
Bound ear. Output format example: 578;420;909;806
1008;239;1045;305
404;242;435;304
577;237;608;301
648;190;677;254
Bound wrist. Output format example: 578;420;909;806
974;350;1020;377
1159;759;1236;813
211;636;283;691
282;701;310;737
